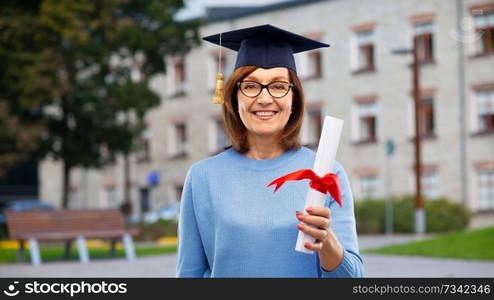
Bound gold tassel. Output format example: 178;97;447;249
212;72;224;104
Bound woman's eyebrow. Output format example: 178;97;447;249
244;75;259;81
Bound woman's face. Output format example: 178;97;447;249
237;67;293;139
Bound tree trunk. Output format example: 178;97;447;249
61;93;71;209
121;153;132;216
62;160;71;208
121;110;132;217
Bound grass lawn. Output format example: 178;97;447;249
0;243;177;264
363;226;494;261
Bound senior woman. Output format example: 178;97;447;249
176;24;364;278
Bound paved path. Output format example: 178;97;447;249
1;235;493;278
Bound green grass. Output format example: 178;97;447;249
0;244;177;264
364;226;494;261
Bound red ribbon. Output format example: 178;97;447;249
267;169;342;207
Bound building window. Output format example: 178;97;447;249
479;170;494;210
296;49;323;80
168;182;184;204
359;175;379;199
354;101;378;143
68;186;80;209
209;117;229;154
166;56;187;98
175;123;187;157
474;11;494;54
414;22;435;63
175;184;184;203
422;170;440;199
354;30;375;72
304;50;322;79
105;186;118;208
208;52;228;91
309;50;322;78
168;121;188;158
477;88;494;133
139;187;150;214
136;128;151;163
419;96;435;137
305;106;323;149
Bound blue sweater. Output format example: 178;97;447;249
176;147;364;278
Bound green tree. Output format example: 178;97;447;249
0;0;200;208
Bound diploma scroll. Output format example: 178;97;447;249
295;116;343;254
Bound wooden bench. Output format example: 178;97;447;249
5;209;138;266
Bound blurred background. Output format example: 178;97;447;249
0;0;493;274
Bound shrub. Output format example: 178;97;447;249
131;219;178;242
0;223;7;240
354;195;471;234
426;198;471;232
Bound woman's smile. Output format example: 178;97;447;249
252;110;278;120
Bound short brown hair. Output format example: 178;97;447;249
222;66;305;153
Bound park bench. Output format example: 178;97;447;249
5;209;138;266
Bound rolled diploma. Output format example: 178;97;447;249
295;116;343;254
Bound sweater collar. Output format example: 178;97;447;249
225;147;304;171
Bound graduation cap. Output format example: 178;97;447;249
203;24;330;104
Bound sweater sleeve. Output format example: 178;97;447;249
320;162;365;278
176;166;209;277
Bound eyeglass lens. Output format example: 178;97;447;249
239;81;292;98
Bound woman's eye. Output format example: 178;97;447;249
244;84;257;89
272;84;286;90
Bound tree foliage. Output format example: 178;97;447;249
0;0;201;207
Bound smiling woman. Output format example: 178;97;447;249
176;24;364;278
223;65;305;155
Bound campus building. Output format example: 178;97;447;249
40;0;494;226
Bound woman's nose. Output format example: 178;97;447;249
256;87;274;104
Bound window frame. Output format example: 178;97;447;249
353;97;378;144
472;84;494;135
359;175;379;200
168;119;189;159
478;169;494;210
413;22;435;64
350;23;377;74
419;96;436;138
474;10;494;55
166;56;188;98
355;30;376;72
305;105;324;149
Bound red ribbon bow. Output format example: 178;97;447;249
267;169;342;207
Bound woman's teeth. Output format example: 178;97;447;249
254;111;276;116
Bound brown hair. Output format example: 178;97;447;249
222;66;305;153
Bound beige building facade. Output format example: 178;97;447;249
40;0;494;225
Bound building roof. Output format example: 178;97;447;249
206;0;329;23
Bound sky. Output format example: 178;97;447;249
175;0;289;20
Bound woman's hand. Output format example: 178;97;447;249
296;206;344;271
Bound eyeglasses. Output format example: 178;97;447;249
237;80;294;98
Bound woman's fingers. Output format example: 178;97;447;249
297;223;327;240
295;206;332;252
297;215;329;229
303;241;323;252
296;213;329;229
305;206;330;218
296;206;331;229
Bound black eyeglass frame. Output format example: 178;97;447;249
236;80;294;98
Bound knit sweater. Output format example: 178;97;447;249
176;147;364;278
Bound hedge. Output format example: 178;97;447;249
354;195;471;234
130;219;178;241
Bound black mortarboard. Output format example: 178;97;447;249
203;24;329;104
203;24;329;72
